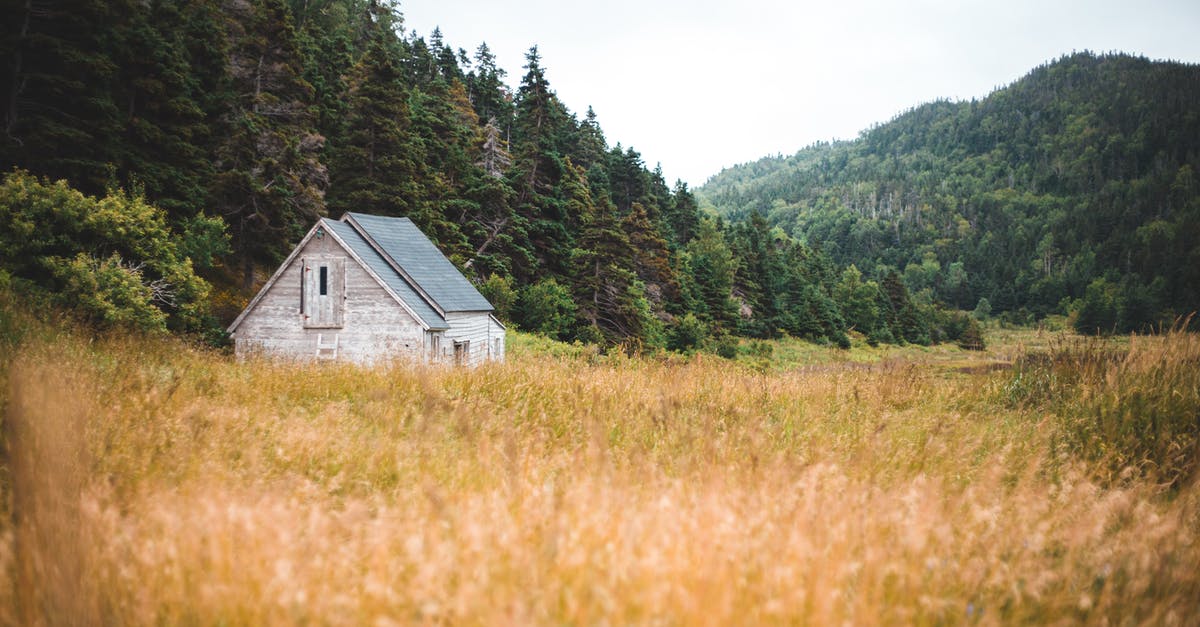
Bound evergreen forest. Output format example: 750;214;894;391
700;52;1200;336
2;0;1195;349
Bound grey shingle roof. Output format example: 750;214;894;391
322;219;450;330
342;213;493;313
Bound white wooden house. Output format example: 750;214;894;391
227;213;505;365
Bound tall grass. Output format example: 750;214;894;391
2;306;1198;624
1004;328;1200;488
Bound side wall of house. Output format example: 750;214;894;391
233;235;425;364
441;311;504;366
488;315;506;362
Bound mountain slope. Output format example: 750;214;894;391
699;52;1200;330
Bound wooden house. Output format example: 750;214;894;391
227;213;505;365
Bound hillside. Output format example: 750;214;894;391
699;52;1200;332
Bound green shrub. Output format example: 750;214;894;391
957;317;986;351
477;273;517;324
0;170;212;333
668;313;707;352
516;279;577;340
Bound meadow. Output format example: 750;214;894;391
1;305;1198;625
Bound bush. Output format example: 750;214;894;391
516;279;577;340
667;313;708;352
957;317;986;351
972;297;992;321
477;274;517;324
0;170;212;332
705;331;739;359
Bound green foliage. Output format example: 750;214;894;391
700;52;1200;331
705;331;739;359
667;313;708;352
46;253;168;331
1074;278;1121;335
516;279;577;340
683;219;739;329
477;274;517;324
956;317;986;351
5;0;1086;355
214;0;329;287
972;297;992;321
0;171;211;332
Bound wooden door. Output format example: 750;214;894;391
302;257;345;328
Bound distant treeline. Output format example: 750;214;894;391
700;52;1200;335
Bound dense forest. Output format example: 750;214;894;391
3;0;952;351
699;52;1200;335
5;4;1188;350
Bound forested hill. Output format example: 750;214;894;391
699;52;1200;332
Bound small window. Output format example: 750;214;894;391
454;340;470;366
319;266;328;295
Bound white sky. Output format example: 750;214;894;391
400;0;1200;186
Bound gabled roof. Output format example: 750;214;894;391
343;213;493;313
322;219;449;329
227;218;456;334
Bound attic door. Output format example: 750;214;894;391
302;257;345;328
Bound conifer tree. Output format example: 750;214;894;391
568;162;655;344
109;1;221;220
509;46;573;281
212;0;328;287
1;0;126;192
465;42;511;125
325;29;425;219
665;180;701;247
624;202;681;313
880;270;928;344
684;218;739;330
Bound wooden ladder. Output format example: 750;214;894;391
315;333;340;360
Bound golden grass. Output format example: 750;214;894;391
2;319;1198;625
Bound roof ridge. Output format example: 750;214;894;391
341;213;447;316
342;213;493;313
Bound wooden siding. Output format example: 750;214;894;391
441;311;504;366
488;316;506;362
233;234;425;364
302;256;345;328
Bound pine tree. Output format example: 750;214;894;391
465;42;511;128
509;46;573;281
109;0;221;220
729;210;781;337
624;202;681;313
880;270;928;344
212;0;328;287
683;218;738;329
1;0;126;192
325;29;425;219
665;180;701;247
568;162;655;345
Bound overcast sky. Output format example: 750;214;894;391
400;0;1200;186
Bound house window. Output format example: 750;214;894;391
430;333;441;361
454;340;470;366
492;337;501;358
302;257;344;328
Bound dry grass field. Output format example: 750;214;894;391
1;305;1198;625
